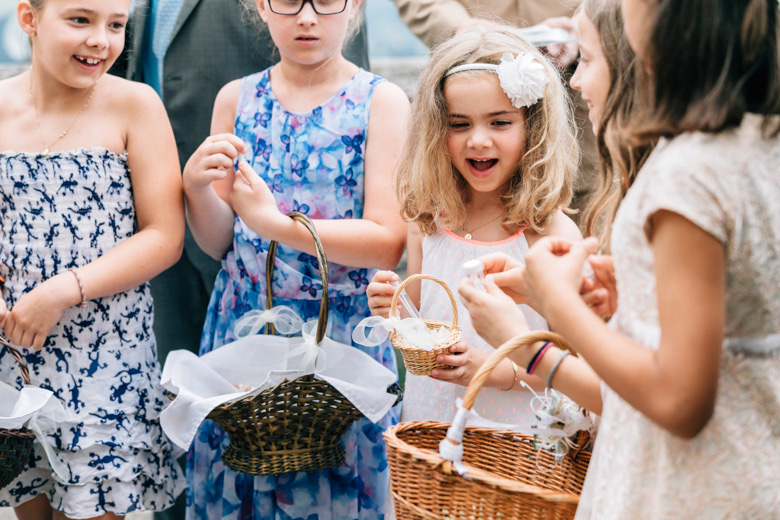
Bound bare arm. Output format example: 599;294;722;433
521;212;724;437
3;82;184;349
183;80;243;260
233;81;409;270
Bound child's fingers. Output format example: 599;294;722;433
478;252;519;275
203;153;235;171
32;333;46;351
205;139;242;160
582;288;607;307
366;280;396;298
370;270;400;284
207;133;246;153
430;366;465;381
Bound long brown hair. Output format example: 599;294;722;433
579;0;655;251
396;26;578;236
629;0;780;142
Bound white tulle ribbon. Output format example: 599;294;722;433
286;320;335;373
351;316;402;346
352;315;448;350
233;306;304;338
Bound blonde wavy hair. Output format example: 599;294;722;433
396;26;578;237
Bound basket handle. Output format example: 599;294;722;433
0;334;30;386
265;212;329;344
462;331;573;411
389;274;458;326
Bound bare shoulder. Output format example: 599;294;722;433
369;80;410;115
214;79;242;116
103;74;165;117
527;211;582;247
0;74;29;115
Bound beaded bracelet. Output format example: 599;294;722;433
527;341;553;376
501;360;519;391
68;269;87;308
546;349;570;389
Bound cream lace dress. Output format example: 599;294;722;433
576;115;780;519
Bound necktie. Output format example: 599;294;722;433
153;0;184;60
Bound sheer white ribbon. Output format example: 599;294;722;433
233;306;304;338
438;393;595;478
352;315;450;351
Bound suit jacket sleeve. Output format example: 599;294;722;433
393;0;470;48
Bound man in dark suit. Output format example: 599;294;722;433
123;1;370;518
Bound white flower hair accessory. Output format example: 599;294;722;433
444;52;549;109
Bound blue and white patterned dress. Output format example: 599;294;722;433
0;149;184;517
185;68;400;520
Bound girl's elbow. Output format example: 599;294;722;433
377;239;406;271
658;394;716;440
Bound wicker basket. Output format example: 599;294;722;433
0;334;35;490
384;332;592;520
389;274;462;376
207;212;390;476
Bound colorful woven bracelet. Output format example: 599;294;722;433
527;341;553;376
69;268;87;308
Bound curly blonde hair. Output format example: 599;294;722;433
396;26;578;236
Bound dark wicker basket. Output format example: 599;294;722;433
0;334;35;490
207;212;397;476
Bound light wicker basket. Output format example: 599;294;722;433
389;274;462;376
207;212;399;476
384;331;592;519
0;334;35;490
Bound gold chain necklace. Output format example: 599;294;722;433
29;74;99;155
461;213;504;240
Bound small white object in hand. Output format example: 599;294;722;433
463;259;486;291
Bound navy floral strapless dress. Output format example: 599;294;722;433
185;69;400;519
0;148;184;517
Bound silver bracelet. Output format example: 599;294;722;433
546;349;570;389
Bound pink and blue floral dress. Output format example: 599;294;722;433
185;68;400;520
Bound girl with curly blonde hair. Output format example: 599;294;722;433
367;25;581;426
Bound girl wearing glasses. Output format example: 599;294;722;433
181;0;409;518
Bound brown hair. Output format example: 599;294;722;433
396;26;578;236
578;0;655;251
630;0;780;142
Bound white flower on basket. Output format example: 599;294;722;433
352;316;451;351
496;52;548;109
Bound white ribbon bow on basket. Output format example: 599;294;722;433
352;315;452;351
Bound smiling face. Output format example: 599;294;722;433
445;72;526;198
20;0;129;89
257;0;360;68
570;12;611;134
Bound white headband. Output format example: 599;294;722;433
444;52;548;109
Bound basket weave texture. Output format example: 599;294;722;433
205;212;374;476
389;274;462;376
384;332;592;520
0;335;35;490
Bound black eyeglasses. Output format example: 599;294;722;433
268;0;349;15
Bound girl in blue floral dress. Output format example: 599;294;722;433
181;0;409;518
0;0;185;518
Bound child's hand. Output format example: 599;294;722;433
524;237;599;316
366;271;401;318
183;134;246;191
3;274;76;350
478;252;529;304
430;340;488;387
230;161;286;236
580;255;617;319
459;276;530;349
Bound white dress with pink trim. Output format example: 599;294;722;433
400;227;548;424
